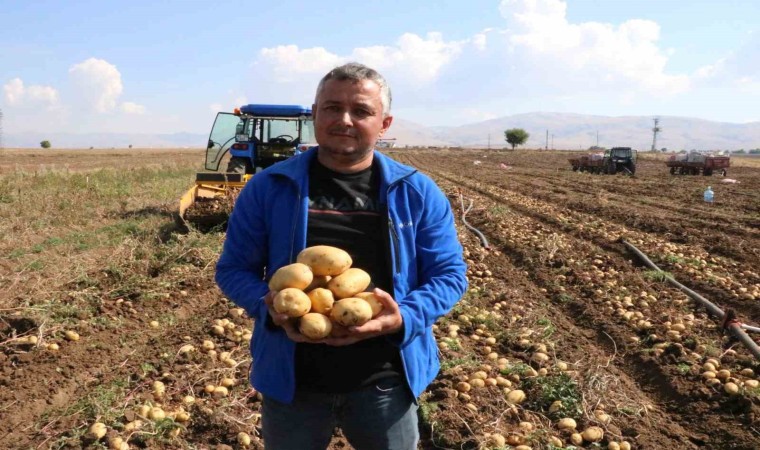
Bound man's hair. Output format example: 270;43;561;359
315;62;392;117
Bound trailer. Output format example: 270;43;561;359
665;153;729;176
569;153;605;173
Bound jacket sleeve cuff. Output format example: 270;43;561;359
388;308;413;347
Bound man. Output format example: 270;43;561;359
215;62;468;450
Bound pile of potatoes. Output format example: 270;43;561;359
269;245;383;340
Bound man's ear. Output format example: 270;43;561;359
379;115;393;137
312;103;318;122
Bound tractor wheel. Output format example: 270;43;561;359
226;156;253;174
572;166;578;172
627;163;636;175
704;168;712;176
608;162;616;175
670;167;676;175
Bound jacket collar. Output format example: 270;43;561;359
268;146;416;186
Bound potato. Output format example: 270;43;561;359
269;263;313;292
305;275;331;292
307;288;335;314
328;268;371;299
273;288;311;317
581;426;604;442
299;313;333;340
331;298;373;327
297;246;352;276
355;291;384;317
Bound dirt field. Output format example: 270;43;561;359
1;148;759;449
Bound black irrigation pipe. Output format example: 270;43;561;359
458;189;490;249
622;239;760;360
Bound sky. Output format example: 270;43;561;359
1;0;758;135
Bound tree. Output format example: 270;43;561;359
40;140;51;149
504;128;529;150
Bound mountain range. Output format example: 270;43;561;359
4;113;759;151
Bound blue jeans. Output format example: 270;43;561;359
261;377;419;450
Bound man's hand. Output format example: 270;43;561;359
323;288;403;347
265;291;313;343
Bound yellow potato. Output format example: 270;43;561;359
328;268;371;299
273;288;311;318
330;298;373;327
297;246;352;276
305;275;331;292
307;288;335;314
354;292;384;318
299;313;333;340
269;263;313;292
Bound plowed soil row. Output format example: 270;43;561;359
395;150;760;448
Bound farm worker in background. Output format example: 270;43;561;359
215;62;468;450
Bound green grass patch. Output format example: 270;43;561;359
523;373;583;420
440;356;477;371
642;269;672;282
536;317;556;338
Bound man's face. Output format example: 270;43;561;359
313;78;393;167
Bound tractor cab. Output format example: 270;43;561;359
205;104;315;174
603;147;637;175
606;147;636;163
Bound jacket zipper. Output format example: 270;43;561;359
385;174;414;275
387;216;401;275
289;182;302;263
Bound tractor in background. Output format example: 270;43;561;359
179;104;315;230
569;147;637;175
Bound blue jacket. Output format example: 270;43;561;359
215;147;468;404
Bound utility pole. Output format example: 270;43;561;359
651;117;661;152
545;129;549;150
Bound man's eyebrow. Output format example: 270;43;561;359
321;99;377;110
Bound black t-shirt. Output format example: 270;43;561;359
294;157;403;392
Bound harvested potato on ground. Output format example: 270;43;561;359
307;288;335;314
328;268;371;299
299;313;333;339
305;275;331;291
269;263;314;292
331;298;373;327
273;288;311;318
355;291;384;317
297;246;352;276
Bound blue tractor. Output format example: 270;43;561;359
206;104;315;174
179;104;315;230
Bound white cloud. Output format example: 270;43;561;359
472;32;488;51
69;58;124;113
694;32;760;93
498;0;689;94
209;103;222;112
120;101;146;114
258;45;342;82
3;77;59;108
257;32;464;87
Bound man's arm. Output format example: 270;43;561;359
215;181;271;320
394;181;468;347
